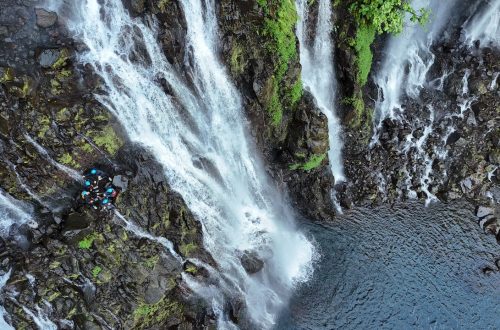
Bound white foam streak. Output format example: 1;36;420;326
0;191;32;235
296;0;345;182
490;72;499;90
68;0;315;327
113;211;181;261
0;270;14;330
22;304;57;330
24;135;81;181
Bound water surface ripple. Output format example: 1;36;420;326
276;201;500;329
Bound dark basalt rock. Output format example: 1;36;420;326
64;212;91;230
240;251;264;274
37;48;62;68
35;8;58;28
0;0;214;328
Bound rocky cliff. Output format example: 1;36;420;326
0;0;498;329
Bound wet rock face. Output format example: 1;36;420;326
339;24;499;222
35;8;57;28
217;0;336;219
240;251;264;274
0;1;213;328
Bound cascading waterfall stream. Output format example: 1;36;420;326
67;0;315;327
0;270;13;330
463;0;500;48
0;190;33;235
295;0;345;183
371;0;457;140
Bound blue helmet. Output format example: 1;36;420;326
85;180;91;186
106;188;114;194
91;169;97;174
102;198;109;204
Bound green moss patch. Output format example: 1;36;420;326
87;125;123;155
354;24;376;86
78;233;100;249
258;0;301;126
92;266;102;277
133;297;183;329
290;153;326;171
179;243;197;257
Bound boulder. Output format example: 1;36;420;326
130;0;145;14
112;175;128;192
64;212;91;230
35;8;57;28
476;206;494;218
38;49;61;68
240;251;264;274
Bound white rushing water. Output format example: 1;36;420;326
0;190;32;235
295;0;345;182
22;303;57;330
68;0;315;327
0;270;14;330
372;0;457;139
463;0;500;48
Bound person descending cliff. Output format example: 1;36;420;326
80;168;119;210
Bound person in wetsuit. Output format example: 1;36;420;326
80;168;119;210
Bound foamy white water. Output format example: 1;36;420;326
0;191;32;235
372;0;457;140
0;270;14;330
463;0;500;48
68;0;315;327
22;304;57;330
295;0;345;182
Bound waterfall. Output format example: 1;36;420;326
372;0;457;137
295;0;345;182
463;0;500;48
67;0;315;327
369;0;469;204
0;191;32;235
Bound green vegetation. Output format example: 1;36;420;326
144;255;160;269
51;49;70;69
262;0;298;80
342;94;365;124
47;291;60;302
185;265;197;274
37;116;51;138
133;297;183;329
78;232;100;249
345;0;430;126
268;81;283;126
179;243;197;257
0;67;13;83
349;0;430;35
349;0;430;86
58;153;76;166
92;266;102;277
353;24;376;86
158;0;170;12
87;125;123;155
290;153;326;171
288;77;303;106
230;43;245;75
258;0;301;126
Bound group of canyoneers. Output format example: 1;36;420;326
80;168;119;210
